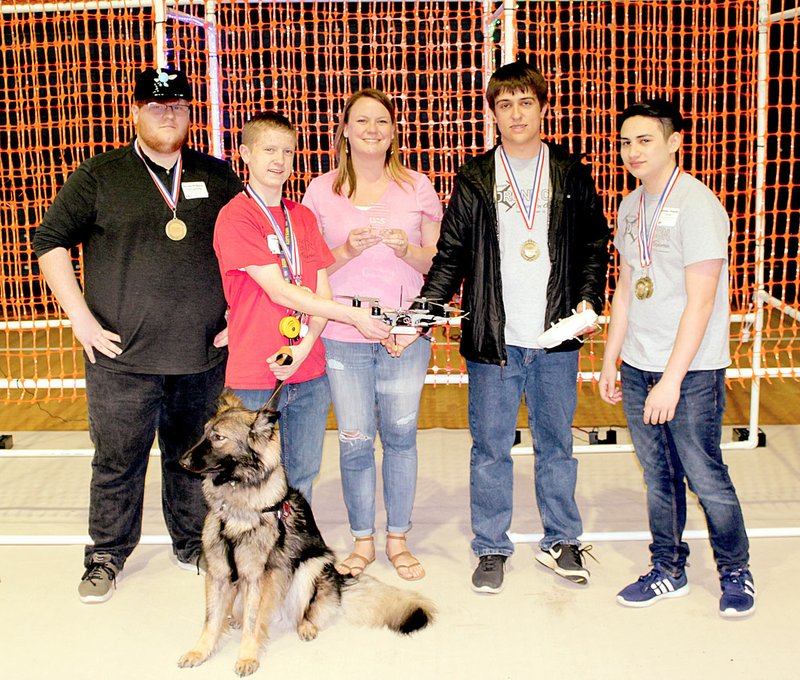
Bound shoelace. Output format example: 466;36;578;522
83;562;117;585
573;544;598;565
481;555;504;572
639;563;679;585
721;569;752;590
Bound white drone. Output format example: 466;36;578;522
337;294;467;335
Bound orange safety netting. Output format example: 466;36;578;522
1;0;797;404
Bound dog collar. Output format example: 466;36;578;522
262;500;291;522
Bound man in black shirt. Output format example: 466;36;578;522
33;67;243;603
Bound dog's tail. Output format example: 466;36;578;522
339;574;435;635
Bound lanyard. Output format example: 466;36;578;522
498;143;548;232
637;166;681;268
245;184;302;286
133;139;182;214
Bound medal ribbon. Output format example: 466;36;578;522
133;139;182;214
637;166;681;268
499;143;548;233
245;184;302;286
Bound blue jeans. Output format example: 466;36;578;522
84;360;226;571
467;347;583;556
620;363;750;574
234;374;330;504
324;337;430;537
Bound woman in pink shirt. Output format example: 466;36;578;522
303;89;442;580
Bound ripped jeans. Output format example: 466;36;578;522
323;337;430;536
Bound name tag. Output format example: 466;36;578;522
658;208;680;227
267;234;281;254
182;181;209;199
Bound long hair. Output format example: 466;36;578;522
332;89;412;198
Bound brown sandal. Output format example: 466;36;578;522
386;533;425;581
336;536;375;577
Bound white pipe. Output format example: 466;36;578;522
747;0;769;451
154;0;167;68
483;1;497;146
0;535;171;545
2;0;203;12
205;0;223;159
2;361;798;391
5;527;798;546
511;438;763;456
757;290;800;321
770;7;800;21
0;320;70;330
509;526;800;544
502;0;516;66
1;449;160;458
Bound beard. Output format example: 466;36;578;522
137;123;189;155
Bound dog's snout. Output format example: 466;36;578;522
180;438;212;474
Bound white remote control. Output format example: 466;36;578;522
537;308;598;349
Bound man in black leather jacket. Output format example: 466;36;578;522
419;60;610;594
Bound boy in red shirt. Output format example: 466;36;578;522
214;112;390;501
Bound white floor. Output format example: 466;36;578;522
0;426;798;680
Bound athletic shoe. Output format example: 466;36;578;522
719;569;756;618
471;555;507;594
617;564;689;607
535;543;593;584
176;552;207;575
78;553;119;604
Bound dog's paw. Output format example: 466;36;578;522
297;620;319;641
177;650;207;668
234;658;260;677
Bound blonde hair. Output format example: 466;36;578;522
332;89;412;198
242;111;295;148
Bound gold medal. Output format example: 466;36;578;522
165;218;187;241
520;239;540;261
635;276;654;300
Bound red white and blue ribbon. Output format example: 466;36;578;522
245;184;302;285
637;166;681;268
133;138;182;213
498;143;548;232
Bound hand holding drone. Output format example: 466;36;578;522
336;295;467;335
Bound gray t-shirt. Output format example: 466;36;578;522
614;172;731;371
495;144;552;347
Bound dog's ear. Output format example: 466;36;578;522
251;406;280;439
217;388;244;414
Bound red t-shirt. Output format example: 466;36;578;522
214;193;335;389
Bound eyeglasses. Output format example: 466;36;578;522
143;101;191;116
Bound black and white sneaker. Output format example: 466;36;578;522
471;554;507;594
536;543;594;584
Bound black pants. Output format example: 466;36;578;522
83;360;226;570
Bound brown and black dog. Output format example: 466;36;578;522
177;392;435;676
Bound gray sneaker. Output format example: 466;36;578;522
78;553;119;604
471;554;507;594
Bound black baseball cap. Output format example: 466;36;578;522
133;67;193;102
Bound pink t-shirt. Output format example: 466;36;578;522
214;193;334;389
303;169;443;342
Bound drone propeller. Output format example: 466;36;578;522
335;293;380;308
406;296;463;314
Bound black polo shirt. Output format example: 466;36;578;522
33;140;244;374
